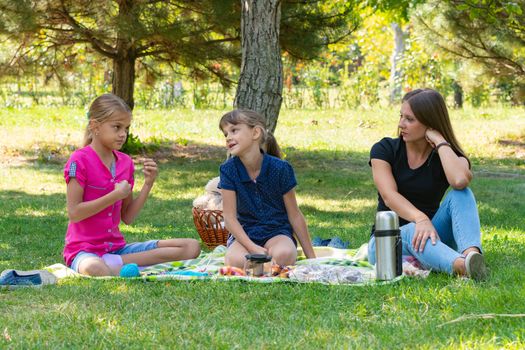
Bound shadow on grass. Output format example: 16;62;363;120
0;190;70;270
5;137;523;170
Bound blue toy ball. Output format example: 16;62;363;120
120;263;140;278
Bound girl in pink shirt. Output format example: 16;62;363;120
64;94;200;277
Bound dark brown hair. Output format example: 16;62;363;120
83;94;132;146
402;88;470;165
219;109;282;158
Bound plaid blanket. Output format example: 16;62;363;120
46;244;428;285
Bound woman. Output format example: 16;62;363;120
368;88;487;280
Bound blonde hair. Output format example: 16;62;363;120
83;94;132;146
219;109;282;158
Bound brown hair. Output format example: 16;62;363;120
83;94;132;146
219;109;282;158
402;88;470;165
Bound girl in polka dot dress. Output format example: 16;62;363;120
63;94;200;277
218;109;316;268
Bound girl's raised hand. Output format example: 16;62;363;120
114;180;132;200
142;158;158;186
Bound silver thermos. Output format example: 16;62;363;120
374;211;402;280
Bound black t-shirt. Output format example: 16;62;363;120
369;137;453;226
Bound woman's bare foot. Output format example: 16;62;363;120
462;246;481;256
453;257;467;276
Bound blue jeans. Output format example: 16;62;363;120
368;188;482;274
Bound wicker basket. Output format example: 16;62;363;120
192;207;229;249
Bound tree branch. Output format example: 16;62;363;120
56;0;117;58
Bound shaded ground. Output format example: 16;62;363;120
2;135;524;178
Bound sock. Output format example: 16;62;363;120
102;254;123;269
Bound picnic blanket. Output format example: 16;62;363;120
45;244;429;286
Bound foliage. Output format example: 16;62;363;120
281;11;454;108
280;0;363;59
121;132;145;155
366;0;426;22
413;1;525;83
279;3;525;109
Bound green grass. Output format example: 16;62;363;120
1;105;525;349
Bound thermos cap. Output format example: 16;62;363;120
245;254;272;262
375;211;399;231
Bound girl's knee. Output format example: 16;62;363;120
173;239;200;260
80;261;111;276
186;239;201;258
225;252;245;269
269;248;296;266
160;238;201;259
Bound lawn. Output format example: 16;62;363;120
1;105;524;349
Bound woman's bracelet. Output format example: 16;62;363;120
435;141;451;151
415;218;430;224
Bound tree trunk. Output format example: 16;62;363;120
112;0;136;110
452;81;463;108
389;22;405;104
112;55;136;110
234;0;283;133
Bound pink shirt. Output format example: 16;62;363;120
63;145;135;266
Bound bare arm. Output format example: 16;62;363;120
120;183;153;225
283;189;315;259
121;158;157;225
66;179;130;223
425;129;472;189
221;188;267;254
371;158;438;252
